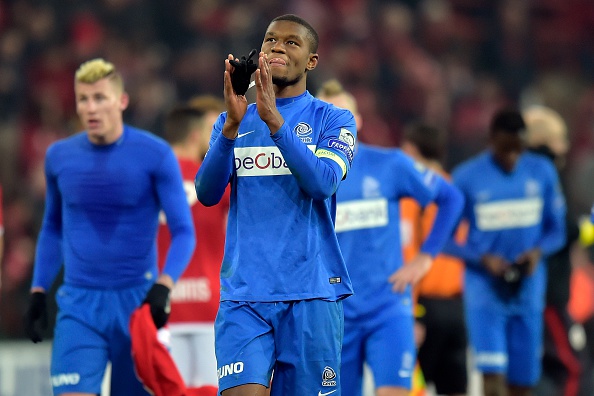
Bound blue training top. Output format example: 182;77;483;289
195;91;357;302
446;150;566;311
32;125;195;290
335;143;464;320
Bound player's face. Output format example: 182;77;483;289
75;77;129;145
491;131;525;173
261;20;318;89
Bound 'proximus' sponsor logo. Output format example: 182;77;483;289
335;198;389;232
328;139;354;164
234;146;315;176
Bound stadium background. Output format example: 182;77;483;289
1;0;594;395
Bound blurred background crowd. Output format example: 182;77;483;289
2;0;594;340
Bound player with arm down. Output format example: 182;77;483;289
158;97;228;395
317;79;464;396
24;58;195;396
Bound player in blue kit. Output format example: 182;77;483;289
317;80;464;396
195;14;356;396
446;108;566;396
24;58;195;396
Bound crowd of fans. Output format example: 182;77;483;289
1;0;594;339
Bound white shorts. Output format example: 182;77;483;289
163;323;218;387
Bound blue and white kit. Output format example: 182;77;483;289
195;91;357;395
335;143;463;395
447;150;566;386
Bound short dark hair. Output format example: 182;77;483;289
403;122;446;162
490;108;526;136
271;14;319;53
163;105;206;145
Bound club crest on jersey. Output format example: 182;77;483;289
362;176;381;198
322;366;337;386
294;122;313;143
525;179;540;197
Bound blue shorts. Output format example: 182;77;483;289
341;310;415;396
51;284;151;396
215;299;343;396
466;304;543;386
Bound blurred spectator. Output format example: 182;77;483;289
0;185;4;283
157;96;228;394
522;105;594;396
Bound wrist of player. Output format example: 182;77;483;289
24;291;48;343
143;283;171;329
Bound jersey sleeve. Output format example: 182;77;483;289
31;145;64;291
315;107;357;180
271;122;343;200
155;148;196;282
396;152;438;207
537;161;567;256
440;166;485;264
419;177;465;257
195;113;234;206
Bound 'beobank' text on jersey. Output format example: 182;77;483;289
201;91;356;302
336;144;443;320
450;151;566;310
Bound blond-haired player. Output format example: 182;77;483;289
25;58;195;396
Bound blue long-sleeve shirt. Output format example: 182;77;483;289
334;144;464;320
195;91;357;302
445;150;566;311
32;125;195;290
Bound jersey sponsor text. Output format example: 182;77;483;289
171;277;212;302
335;198;389;232
475;197;543;230
234;146;315;177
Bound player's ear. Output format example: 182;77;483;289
120;91;130;111
306;53;318;71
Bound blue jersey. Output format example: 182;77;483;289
335;144;464;320
32;125;195;290
449;150;566;310
196;91;356;302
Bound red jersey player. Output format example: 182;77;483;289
158;96;229;393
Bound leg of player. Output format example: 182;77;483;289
508;385;532;396
483;373;506;396
222;384;269;396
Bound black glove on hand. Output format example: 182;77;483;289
24;292;48;343
143;283;171;329
229;49;258;95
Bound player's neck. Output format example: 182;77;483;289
173;145;200;162
274;79;307;99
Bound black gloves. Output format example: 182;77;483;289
24;291;48;343
501;259;529;296
229;49;258;95
143;283;171;329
